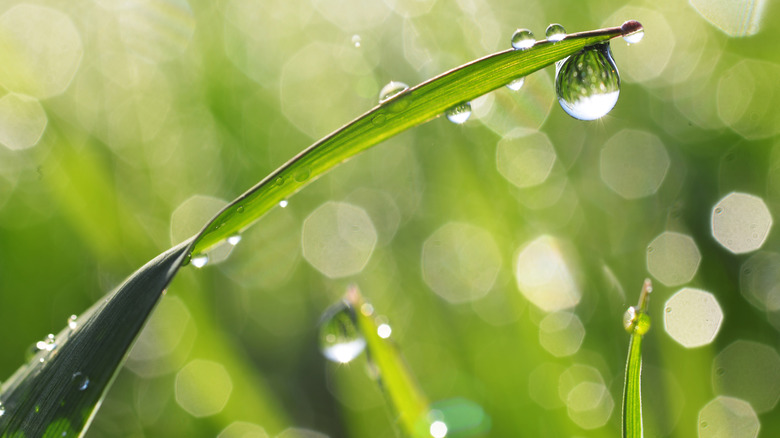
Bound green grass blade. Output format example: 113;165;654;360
189;23;641;256
0;242;190;438
622;279;653;438
346;287;430;437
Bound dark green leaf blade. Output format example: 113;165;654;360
0;242;190;437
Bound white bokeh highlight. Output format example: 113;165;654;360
538;311;585;357
302;201;377;278
175;359;233;418
712;192;772;254
0;93;47;150
698;396;760;438
600;129;670;199
664;288;723;348
740;251;780;312
558;364;613;430
647;232;701;286
218;421;269;438
515;235;580;312
422;222;502;303
496;129;557;188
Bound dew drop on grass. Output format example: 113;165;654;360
72;372;90;391
445;102;472;124
555;42;620;120
227;233;242;246
191;253;209;268
279;199;288;208
236;205;245;214
36;334;57;352
545;23;566;41
378;81;409;103
621;20;644;44
319;301;366;364
506;77;525;91
623;306;651;335
67;314;78;330
511;29;535;50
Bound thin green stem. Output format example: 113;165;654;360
188;22;642;257
622;278;653;438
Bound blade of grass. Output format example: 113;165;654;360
345;286;430;437
189;22;642;257
622;278;653;438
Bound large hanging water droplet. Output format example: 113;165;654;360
621;20;644;44
379;81;409;103
191;253;209;268
511;29;535;50
545;23;566;42
555;43;620;121
319;301;366;364
445;102;472;124
506;77;525;91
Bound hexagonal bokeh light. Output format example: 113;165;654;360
218;421;269;438
711;192;773;254
422;222;502;303
712;340;780;413
698;396;760;438
514;235;580;312
302;201;377;278
689;0;768;37
646;231;701;286
599;129;670;199
538;311;585;357
0;93;47;150
740;251;780;312
175;359;233;418
664;288;723;348
495;129;557;189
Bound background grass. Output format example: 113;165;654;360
1;0;779;437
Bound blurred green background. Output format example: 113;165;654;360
1;0;779;436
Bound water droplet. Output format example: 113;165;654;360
506;77;525;91
227;233;242;246
319;301;366;364
555;43;620;120
372;114;386;126
0;402;4;417
72;372;90;391
623;306;651;335
279;199;289;208
545;23;566;42
351;34;361;48
666;306;672;313
36;334;57;352
379;81;409;103
623;306;637;332
191;254;209;268
621;20;644;44
236;205;245;214
294;168;311;182
714;207;723;214
511;29;535;50
445;102;472;124
377;323;392;339
67;315;78;330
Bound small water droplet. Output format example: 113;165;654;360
236;205;245;214
621;20;644;44
351;34;361;48
701;421;708;428
294;168;311;182
445;102;472;124
379;81;409;103
666;306;672;313
511;29;535;50
279;199;289;208
377;323;392;339
714;207;723;214
191;254;209;268
623;306;637;332
36;334;57;352
506;77;525;91
545;23;566;42
67;315;78;330
319;301;366;364
227;233;242;246
72;372;90;391
555;43;620;120
372;114;386;126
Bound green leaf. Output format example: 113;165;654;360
622;279;653;438
0;242;190;437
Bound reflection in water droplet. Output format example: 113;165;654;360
555;43;620;121
511;29;535;50
545;23;566;41
445;102;472;124
227;233;242;246
352;34;361;48
379;81;409;103
319;301;366;363
191;254;209;268
506;77;525;91
72;372;90;391
279;199;289;208
623;31;644;45
67;314;78;330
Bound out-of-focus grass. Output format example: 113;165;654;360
1;0;779;437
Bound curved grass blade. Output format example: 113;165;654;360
345;286;430;437
622;279;653;438
189;22;643;256
0;241;190;437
